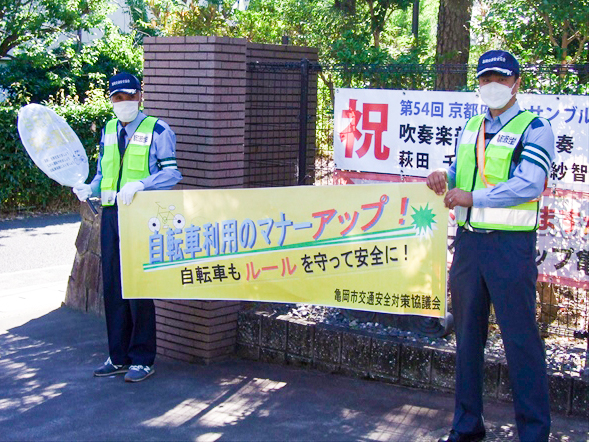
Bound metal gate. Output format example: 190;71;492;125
245;60;325;187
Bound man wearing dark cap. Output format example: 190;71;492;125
427;51;553;441
73;72;182;382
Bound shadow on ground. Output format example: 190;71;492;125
0;307;587;442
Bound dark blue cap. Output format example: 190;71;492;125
109;72;141;97
477;50;519;78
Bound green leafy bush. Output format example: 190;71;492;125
0;91;113;214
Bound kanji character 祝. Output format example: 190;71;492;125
340;99;362;158
361;103;390;160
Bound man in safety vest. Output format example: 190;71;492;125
428;51;554;442
73;72;182;382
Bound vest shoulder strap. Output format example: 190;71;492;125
465;113;485;131
105;119;117;133
138;116;158;130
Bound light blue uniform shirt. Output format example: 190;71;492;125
447;101;555;208
89;111;182;196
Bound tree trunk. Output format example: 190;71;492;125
434;0;473;91
334;0;356;14
579;51;589;86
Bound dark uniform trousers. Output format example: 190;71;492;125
101;205;156;366
449;227;550;442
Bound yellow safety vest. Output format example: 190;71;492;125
454;111;541;231
100;116;157;206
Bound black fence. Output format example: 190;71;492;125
245;61;319;187
245;60;589;374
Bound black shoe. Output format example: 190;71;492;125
438;429;486;442
93;357;130;377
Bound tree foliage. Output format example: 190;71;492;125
134;0;234;37
475;0;589;65
360;0;413;49
236;0;425;65
0;23;143;105
471;0;589;93
125;0;158;42
134;0;426;66
0;0;112;59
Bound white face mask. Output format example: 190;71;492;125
112;100;140;122
479;82;517;110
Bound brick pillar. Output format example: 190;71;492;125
154;300;242;364
143;36;248;364
143;35;247;189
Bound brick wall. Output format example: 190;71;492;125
155;300;242;364
143;36;246;364
143;37;318;190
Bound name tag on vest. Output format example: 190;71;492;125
495;134;518;146
132;133;150;144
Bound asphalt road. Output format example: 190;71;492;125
0;213;81;330
0;213;80;274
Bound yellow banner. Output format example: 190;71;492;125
119;183;448;318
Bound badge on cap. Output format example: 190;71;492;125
476;50;520;78
109;73;141;97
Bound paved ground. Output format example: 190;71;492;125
0;214;588;441
0;214;81;274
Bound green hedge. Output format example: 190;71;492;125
0;93;113;214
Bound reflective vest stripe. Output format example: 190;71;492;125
104;132;117;147
469;205;539;230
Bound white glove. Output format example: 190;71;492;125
73;183;92;201
117;181;145;205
